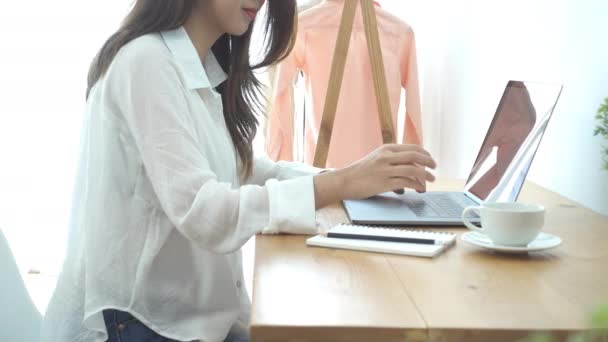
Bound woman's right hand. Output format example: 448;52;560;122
314;144;437;209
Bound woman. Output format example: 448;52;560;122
41;0;436;341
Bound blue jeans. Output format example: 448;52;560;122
103;310;179;342
103;309;249;342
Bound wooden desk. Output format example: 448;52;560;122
250;180;608;342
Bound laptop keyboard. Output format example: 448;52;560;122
403;193;474;218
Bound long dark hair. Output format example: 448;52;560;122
87;0;297;178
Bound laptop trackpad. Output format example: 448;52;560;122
344;192;417;222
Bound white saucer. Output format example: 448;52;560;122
461;231;562;254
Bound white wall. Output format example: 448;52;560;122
0;1;131;274
381;0;608;215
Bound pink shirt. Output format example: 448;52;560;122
266;0;422;168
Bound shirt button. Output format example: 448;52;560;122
236;280;242;289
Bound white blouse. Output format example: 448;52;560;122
41;27;320;342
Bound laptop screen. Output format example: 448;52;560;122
464;81;563;202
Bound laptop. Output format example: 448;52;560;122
344;80;563;226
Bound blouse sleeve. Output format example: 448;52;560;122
248;156;324;185
107;47;318;255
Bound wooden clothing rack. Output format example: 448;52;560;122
313;0;395;168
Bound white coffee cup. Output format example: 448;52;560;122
461;202;545;246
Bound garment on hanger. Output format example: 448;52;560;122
266;0;422;168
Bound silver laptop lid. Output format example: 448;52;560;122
463;81;563;203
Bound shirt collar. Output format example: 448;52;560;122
160;26;227;90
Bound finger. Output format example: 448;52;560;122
385;144;432;156
392;168;433;192
423;169;436;182
388;151;437;169
387;165;426;180
386;166;435;194
393;177;425;193
390;165;435;183
389;177;425;193
390;152;436;168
